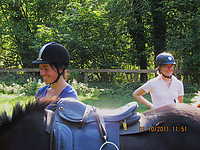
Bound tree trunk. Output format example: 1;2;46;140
151;0;167;62
129;12;147;83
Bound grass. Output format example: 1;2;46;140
0;82;197;117
80;92;151;112
0;94;35;116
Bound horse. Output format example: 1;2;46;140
0;99;200;150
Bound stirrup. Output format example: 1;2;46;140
99;141;119;150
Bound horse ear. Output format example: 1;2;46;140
12;103;23;121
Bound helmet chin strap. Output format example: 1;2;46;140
51;68;65;84
161;72;172;79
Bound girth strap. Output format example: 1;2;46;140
93;107;108;141
93;107;119;150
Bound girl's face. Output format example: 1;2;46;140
39;64;58;84
160;64;174;77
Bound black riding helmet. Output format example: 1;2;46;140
156;52;176;66
32;42;70;84
156;52;176;79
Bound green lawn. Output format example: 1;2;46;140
0;94;35;116
0;90;195;117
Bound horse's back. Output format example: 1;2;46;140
144;103;200;124
120;103;200;150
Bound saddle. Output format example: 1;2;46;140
46;98;151;150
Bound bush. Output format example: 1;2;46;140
21;78;45;96
68;79;101;99
1;77;199;98
0;72;42;86
184;83;200;94
0;78;45;96
0;82;24;94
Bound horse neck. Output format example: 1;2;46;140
0;111;49;150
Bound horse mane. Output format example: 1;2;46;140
0;99;50;134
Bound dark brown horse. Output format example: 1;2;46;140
0;100;200;150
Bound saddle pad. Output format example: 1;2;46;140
54;109;120;150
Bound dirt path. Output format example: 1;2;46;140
190;91;200;107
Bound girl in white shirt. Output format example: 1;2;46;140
133;52;184;109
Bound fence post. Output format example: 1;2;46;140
33;72;35;81
135;73;138;84
84;72;88;84
183;71;188;85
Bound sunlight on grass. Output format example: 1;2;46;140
0;94;35;116
0;102;13;116
0;82;197;116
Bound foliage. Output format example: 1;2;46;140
0;79;198;116
0;82;23;94
21;78;45;96
58;1;133;82
105;0;151;82
0;72;42;86
184;83;200;94
0;77;102;97
0;0;200;84
68;79;102;99
161;0;200;83
0;0;73;68
0;78;45;96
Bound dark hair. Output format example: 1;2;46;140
49;62;68;81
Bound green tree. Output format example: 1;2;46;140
0;0;71;68
150;0;167;58
1;0;199;84
106;0;152;82
163;0;200;83
55;1;130;82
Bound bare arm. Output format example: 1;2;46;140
133;87;154;109
177;95;183;103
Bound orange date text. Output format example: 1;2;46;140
139;126;169;132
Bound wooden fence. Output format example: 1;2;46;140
0;68;196;84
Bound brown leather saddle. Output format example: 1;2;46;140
46;98;151;150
